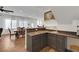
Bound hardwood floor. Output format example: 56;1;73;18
0;35;26;52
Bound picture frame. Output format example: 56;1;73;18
44;10;55;21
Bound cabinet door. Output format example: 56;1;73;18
51;34;57;49
32;35;41;52
43;33;48;47
56;35;66;52
48;33;57;49
40;33;47;49
32;33;47;52
48;33;52;47
27;35;32;52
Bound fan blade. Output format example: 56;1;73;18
0;9;4;12
4;10;14;13
0;6;4;9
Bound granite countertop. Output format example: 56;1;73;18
27;30;79;39
27;31;48;36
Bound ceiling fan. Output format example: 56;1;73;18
0;6;14;13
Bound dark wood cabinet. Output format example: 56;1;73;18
27;35;32;52
40;33;47;49
48;33;67;52
27;35;41;52
48;33;57;49
32;35;41;52
27;33;47;52
27;32;67;52
56;35;67;52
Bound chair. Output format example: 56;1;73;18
14;27;20;39
0;28;3;37
21;27;25;37
8;28;11;39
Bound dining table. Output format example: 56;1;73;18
14;30;25;39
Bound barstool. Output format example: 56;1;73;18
0;28;3;39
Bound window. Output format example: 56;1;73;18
4;17;37;29
18;20;28;28
12;20;17;29
24;20;28;28
5;19;11;29
5;19;17;29
18;20;24;27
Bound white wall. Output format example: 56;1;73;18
57;24;77;32
44;20;77;32
44;19;79;32
38;7;79;32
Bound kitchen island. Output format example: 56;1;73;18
27;29;79;52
